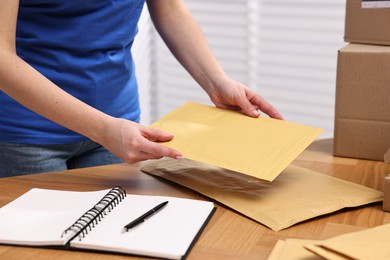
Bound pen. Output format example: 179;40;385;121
122;201;169;233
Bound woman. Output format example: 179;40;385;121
0;0;282;177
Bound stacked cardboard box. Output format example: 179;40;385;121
345;0;390;45
334;0;390;161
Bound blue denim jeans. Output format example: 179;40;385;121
0;140;123;178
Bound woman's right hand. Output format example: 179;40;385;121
99;118;183;164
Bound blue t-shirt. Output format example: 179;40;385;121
0;0;145;144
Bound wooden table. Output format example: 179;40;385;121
1;139;390;259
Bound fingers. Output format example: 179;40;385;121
141;140;182;160
119;125;182;164
249;94;284;120
141;126;175;142
234;87;283;119
141;127;183;159
122;140;182;164
212;77;283;120
101;119;183;164
235;97;263;118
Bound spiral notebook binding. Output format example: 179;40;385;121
61;186;126;243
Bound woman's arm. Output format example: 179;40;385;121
147;0;283;119
0;0;181;163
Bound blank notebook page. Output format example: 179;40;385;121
70;195;214;259
0;189;108;246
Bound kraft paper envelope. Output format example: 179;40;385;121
305;223;390;260
141;159;383;231
268;239;323;260
150;101;323;182
269;239;348;260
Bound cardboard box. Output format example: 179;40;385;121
383;174;390;212
334;43;390;161
345;0;390;45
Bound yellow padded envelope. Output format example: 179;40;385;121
150;101;323;181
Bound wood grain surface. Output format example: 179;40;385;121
1;139;389;260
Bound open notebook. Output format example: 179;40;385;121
0;187;215;259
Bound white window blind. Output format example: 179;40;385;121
150;0;254;121
137;0;346;138
256;0;346;138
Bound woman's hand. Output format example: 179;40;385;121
206;75;284;119
100;118;182;164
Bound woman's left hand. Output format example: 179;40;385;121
206;75;284;119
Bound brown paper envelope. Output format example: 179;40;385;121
305;244;351;260
141;159;383;231
149;101;323;181
268;239;324;260
269;224;368;260
305;223;390;260
267;240;287;260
